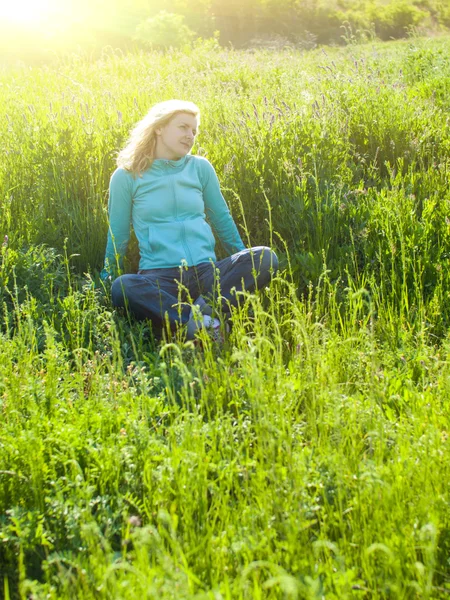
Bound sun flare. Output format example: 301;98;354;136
0;0;56;26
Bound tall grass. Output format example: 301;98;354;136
1;37;450;317
1;36;450;599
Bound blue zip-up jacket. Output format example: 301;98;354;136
102;155;245;277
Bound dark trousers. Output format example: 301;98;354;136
111;246;278;329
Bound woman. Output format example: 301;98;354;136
102;99;278;339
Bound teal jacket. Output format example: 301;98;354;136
102;155;245;278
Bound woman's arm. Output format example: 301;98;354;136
199;158;246;255
101;168;134;280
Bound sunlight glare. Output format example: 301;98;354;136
0;0;56;26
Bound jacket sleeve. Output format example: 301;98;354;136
199;159;246;255
101;168;134;279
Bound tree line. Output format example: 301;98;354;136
131;0;449;47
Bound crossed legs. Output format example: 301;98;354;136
111;246;278;330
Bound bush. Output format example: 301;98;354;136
134;11;195;50
0;244;67;315
370;0;429;40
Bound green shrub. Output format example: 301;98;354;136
0;244;67;320
134;11;195;49
370;0;429;40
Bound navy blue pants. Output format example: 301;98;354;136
111;246;278;329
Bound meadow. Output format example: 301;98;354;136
1;34;450;599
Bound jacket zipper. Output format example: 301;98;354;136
170;170;193;265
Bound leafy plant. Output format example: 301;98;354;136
134;11;195;49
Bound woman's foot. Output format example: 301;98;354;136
186;308;228;342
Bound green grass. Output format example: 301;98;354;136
1;35;450;599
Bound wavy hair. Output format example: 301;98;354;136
117;100;201;176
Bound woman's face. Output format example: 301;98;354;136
154;112;198;160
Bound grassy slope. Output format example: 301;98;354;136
0;36;450;598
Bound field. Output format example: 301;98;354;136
1;34;450;599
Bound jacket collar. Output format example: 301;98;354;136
151;155;189;172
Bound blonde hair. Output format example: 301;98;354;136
117;99;200;176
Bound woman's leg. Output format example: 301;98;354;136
111;271;191;327
197;246;278;312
